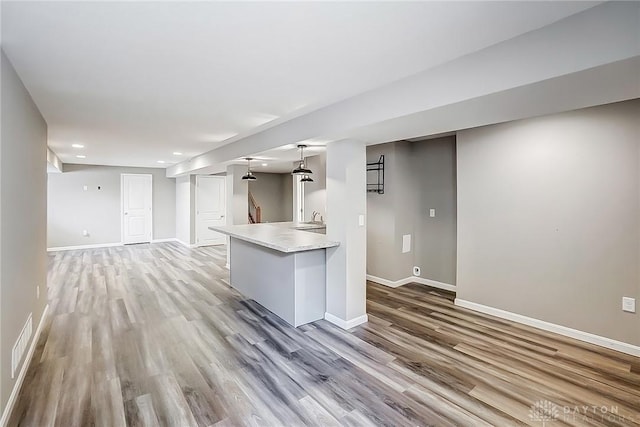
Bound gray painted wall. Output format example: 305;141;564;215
366;137;456;284
326;140;367;323
412;137;457;285
226;165;248;226
47;164;176;248
367;143;402;281
175;175;195;245
457;99;640;346
282;172;293;222
249;173;292;223
304;154;326;223
0;50;48;414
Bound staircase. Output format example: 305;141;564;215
248;191;262;224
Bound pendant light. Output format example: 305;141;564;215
292;144;312;175
301;175;314;182
242;157;257;180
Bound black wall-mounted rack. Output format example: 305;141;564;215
367;155;385;194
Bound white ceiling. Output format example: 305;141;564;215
1;1;599;169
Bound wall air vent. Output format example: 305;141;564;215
11;313;33;378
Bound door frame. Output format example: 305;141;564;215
121;173;153;244
195;175;227;247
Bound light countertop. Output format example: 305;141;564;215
209;222;339;253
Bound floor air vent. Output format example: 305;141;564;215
11;313;32;378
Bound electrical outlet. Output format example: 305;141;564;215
622;297;636;313
82;229;89;237
429;209;436;218
413;266;421;276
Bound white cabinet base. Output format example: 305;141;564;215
229;237;326;327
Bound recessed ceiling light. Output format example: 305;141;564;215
72;143;84;148
157;160;166;164
262;163;268;167
76;155;86;159
173;152;182;156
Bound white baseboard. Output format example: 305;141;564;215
455;299;640;357
151;238;178;244
366;274;456;292
194;242;226;248
366;274;412;288
175;239;197;248
1;304;49;427
47;242;122;252
324;312;368;330
48;238;183;251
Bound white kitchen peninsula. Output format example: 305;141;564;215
209;222;339;327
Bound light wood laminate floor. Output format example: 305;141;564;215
8;243;640;426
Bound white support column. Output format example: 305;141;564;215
325;139;368;329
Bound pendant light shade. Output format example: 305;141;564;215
242;158;257;180
292;145;313;175
301;175;314;183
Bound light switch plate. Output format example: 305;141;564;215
429;209;436;217
622;297;636;313
402;235;411;253
358;215;365;226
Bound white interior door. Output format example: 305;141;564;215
122;174;152;244
196;175;226;246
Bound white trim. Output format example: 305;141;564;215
225;263;230;269
454;299;640;357
47;242;123;252
366;274;456;292
324;312;368;330
366;274;412;288
151;238;178;244
175;239;196;248
414;277;456;292
1;304;49;427
193;242;226;248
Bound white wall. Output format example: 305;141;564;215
457;99;640;346
47;164;176;248
0;49;48;417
